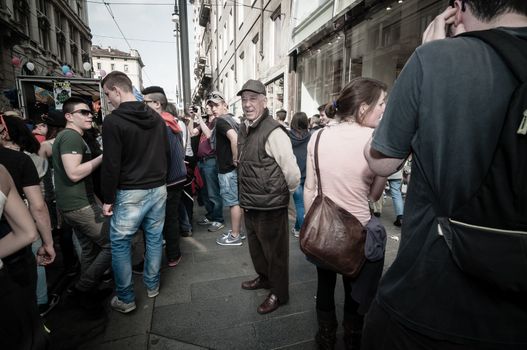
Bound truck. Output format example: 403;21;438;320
15;75;107;123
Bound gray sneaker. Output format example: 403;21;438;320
147;285;159;298
208;221;225;232
223;230;246;240
216;232;243;246
197;217;211;225
110;296;136;313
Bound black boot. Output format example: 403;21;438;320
343;313;364;350
315;309;338;350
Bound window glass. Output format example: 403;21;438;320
296;0;443;113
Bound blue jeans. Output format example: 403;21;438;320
110;186;167;303
388;179;404;217
292;180;305;230
198;158;224;223
31;238;47;305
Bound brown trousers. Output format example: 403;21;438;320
244;207;289;303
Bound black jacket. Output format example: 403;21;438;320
101;101;169;204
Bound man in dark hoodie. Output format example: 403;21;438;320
101;71;169;314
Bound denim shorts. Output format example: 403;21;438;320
218;170;239;206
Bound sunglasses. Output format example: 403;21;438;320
207;93;223;100
71;109;93;117
0;114;9;137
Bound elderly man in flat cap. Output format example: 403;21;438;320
237;79;300;314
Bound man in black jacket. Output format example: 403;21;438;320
101;71;169;313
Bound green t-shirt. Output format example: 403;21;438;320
52;129;95;211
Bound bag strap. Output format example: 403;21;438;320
458;29;527;82
313;129;325;196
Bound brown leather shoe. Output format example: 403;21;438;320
257;293;280;314
241;276;270;290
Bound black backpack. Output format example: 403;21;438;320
436;29;527;293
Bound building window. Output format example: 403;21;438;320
124;64;129;72
270;6;282;65
14;0;30;35
76;0;83;19
111;63;115;71
266;76;284;117
97;62;101;69
37;0;50;51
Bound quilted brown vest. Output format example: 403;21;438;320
238;110;289;210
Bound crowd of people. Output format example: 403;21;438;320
0;1;526;349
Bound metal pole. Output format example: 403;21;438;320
179;0;191;107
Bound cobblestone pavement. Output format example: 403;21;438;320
79;197;402;350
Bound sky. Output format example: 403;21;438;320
87;0;195;103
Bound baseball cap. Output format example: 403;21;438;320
141;86;166;96
206;91;225;105
237;79;266;96
43;109;66;127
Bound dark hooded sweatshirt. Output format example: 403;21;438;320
101;101;169;204
289;129;311;181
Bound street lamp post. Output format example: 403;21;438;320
172;6;184;111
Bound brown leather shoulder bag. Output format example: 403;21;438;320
299;129;366;278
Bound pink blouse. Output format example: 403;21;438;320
304;123;375;226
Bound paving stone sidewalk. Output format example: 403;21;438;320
78;198;402;350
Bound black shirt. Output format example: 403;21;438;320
0;147;40;240
215;117;236;174
372;28;527;344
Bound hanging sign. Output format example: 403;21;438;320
53;81;71;109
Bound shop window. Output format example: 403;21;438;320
296;0;444;113
266;76;284;117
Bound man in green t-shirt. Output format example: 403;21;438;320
52;97;111;305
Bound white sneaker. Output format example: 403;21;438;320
110;296;136;313
291;228;300;238
147;285;159;298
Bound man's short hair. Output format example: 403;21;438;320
317;104;327;113
63;97;88;114
276;109;287;121
142;86;165;96
101;71;133;93
465;0;527;21
146;92;168;110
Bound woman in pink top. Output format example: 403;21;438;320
304;77;388;350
